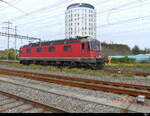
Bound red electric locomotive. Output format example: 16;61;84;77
19;37;105;69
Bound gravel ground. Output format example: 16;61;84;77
24;108;43;113
0;64;149;113
0;94;44;113
0;81;126;113
0;75;147;113
0;74;135;102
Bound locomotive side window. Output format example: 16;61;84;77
26;48;31;53
48;47;55;52
64;45;71;51
36;48;42;52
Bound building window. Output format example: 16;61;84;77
26;48;31;53
64;45;71;51
48;47;55;52
36;48;42;52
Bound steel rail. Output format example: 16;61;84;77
0;60;19;64
0;68;149;90
103;69;150;77
0;70;150;98
0;60;150;77
0;91;67;113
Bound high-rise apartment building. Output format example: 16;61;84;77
65;3;96;39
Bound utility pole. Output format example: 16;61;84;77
14;26;17;61
1;21;41;61
2;21;13;60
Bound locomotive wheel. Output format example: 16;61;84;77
90;63;104;70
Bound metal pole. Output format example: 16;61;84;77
2;21;13;61
7;21;11;60
15;26;17;61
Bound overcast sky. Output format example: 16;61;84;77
0;0;150;50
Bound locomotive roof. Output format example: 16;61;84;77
22;37;91;48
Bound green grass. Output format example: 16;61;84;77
9;63;112;77
105;63;150;72
7;63;150;81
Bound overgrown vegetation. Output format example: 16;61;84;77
111;57;136;63
0;49;18;60
8;63;150;81
10;63;113;77
132;45;150;55
102;43;150;57
105;63;150;73
101;42;131;56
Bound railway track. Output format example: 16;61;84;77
0;68;150;99
0;60;19;64
103;69;150;77
0;60;150;77
0;91;66;113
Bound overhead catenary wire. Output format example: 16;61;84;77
0;0;148;28
8;0;73;22
98;14;150;28
103;0;149;15
1;0;122;26
16;2;149;33
0;0;143;29
0;0;149;50
0;0;27;15
0;0;19;10
97;0;145;14
9;0;113;23
15;0;147;28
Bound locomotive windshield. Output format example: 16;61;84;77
89;40;101;51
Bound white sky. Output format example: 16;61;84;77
0;0;150;50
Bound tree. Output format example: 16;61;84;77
132;45;140;55
3;49;18;60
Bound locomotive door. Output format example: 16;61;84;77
81;43;87;57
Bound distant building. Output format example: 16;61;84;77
65;3;96;39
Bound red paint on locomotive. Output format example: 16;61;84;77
19;38;105;69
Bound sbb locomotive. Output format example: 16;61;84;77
19;37;105;69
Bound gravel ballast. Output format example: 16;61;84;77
0;80;128;113
0;64;149;113
1;76;146;113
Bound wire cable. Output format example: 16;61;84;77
0;0;27;15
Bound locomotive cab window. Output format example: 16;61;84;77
36;48;42;52
26;48;31;53
89;40;101;51
48;47;55;52
64;45;71;51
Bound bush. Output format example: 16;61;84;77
0;49;19;60
0;56;7;60
139;60;150;63
111;56;136;63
